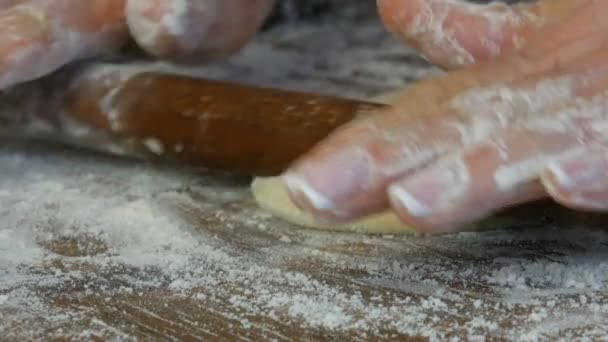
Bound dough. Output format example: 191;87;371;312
251;90;417;234
252;176;415;234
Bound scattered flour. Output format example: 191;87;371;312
0;11;607;341
142;137;165;155
1;142;608;340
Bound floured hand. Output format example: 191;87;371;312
0;0;274;90
282;0;608;234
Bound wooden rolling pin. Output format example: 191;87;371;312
0;63;388;176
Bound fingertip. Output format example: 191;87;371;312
540;150;608;211
539;168;576;210
386;185;436;234
388;183;475;235
541;149;608;193
281;173;337;213
279;139;395;224
376;0;546;69
377;0;417;35
126;0;209;58
540;176;608;212
127;0;273;62
387;185;429;219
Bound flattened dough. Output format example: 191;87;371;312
251;90;417;234
252;176;415;234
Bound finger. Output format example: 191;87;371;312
0;0;127;89
0;1;20;9
126;0;274;62
543;147;608;211
382;0;608;108
388;94;608;233
514;0;608;71
387;129;567;234
281;69;588;224
377;0;581;69
281;0;608;225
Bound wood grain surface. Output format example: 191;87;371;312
1;8;608;342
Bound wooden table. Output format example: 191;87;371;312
2;14;608;341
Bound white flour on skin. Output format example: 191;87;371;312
448;76;575;148
401;74;601;201
0;3;125;90
384;73;578;182
126;0;217;54
406;0;476;67
125;0;166;52
492;93;608;192
291;75;578;216
399;0;532;68
162;0;190;37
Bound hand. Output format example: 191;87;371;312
0;0;274;90
282;0;608;234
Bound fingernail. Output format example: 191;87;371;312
546;152;608;191
281;149;373;217
282;173;335;211
388;159;470;218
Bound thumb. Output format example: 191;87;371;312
377;0;581;70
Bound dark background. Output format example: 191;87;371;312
264;0;529;28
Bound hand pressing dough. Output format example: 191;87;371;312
250;85;523;235
251;90;418;234
252;176;416;234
